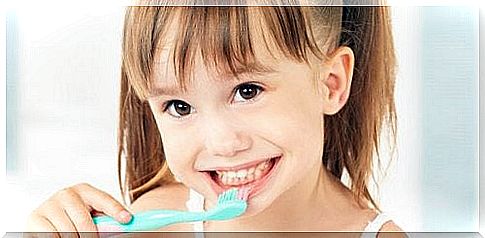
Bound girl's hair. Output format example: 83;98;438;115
117;2;396;211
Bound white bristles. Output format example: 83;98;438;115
236;186;251;201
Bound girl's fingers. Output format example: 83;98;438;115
72;183;132;224
25;213;76;238
58;190;100;238
27;212;57;233
42;207;77;233
27;183;125;237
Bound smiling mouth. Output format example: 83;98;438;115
202;156;282;197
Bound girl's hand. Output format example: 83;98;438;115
25;183;132;237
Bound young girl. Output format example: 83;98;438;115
27;1;405;236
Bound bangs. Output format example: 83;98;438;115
123;6;333;100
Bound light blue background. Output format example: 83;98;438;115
420;7;478;231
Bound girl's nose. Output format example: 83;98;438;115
202;116;252;157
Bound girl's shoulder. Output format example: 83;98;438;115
378;221;404;232
374;219;405;237
129;182;192;231
361;212;406;237
329;179;404;234
343;205;404;233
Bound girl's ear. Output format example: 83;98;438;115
320;46;354;115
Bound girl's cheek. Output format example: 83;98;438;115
161;131;197;168
153;116;199;176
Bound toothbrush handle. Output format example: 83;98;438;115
93;209;205;232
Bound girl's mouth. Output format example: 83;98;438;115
202;156;282;199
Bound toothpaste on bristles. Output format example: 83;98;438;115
237;186;251;201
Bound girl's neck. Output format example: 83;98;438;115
203;164;349;231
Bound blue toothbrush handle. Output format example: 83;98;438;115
93;210;204;232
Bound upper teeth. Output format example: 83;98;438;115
236;170;247;178
216;159;270;180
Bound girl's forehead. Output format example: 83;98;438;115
151;46;279;94
150;9;287;90
126;6;332;99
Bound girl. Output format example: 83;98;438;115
27;1;405;236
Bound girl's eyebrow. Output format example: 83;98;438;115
150;68;277;98
219;65;277;79
149;86;181;97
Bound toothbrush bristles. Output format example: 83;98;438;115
243;187;251;200
237;186;251;201
224;189;230;201
237;188;244;200
218;187;251;203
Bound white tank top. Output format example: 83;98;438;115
186;189;394;237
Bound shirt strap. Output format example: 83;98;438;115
361;213;392;238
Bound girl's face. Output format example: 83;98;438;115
147;38;330;217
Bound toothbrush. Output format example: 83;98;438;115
93;187;250;232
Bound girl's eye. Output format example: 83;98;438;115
234;83;264;102
164;100;193;118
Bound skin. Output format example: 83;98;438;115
26;183;133;237
26;11;405;237
24;46;404;236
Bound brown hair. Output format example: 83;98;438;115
117;2;396;212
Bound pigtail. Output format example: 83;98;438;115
118;7;175;205
322;5;396;211
118;67;175;205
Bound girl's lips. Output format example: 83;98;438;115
202;155;282;199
